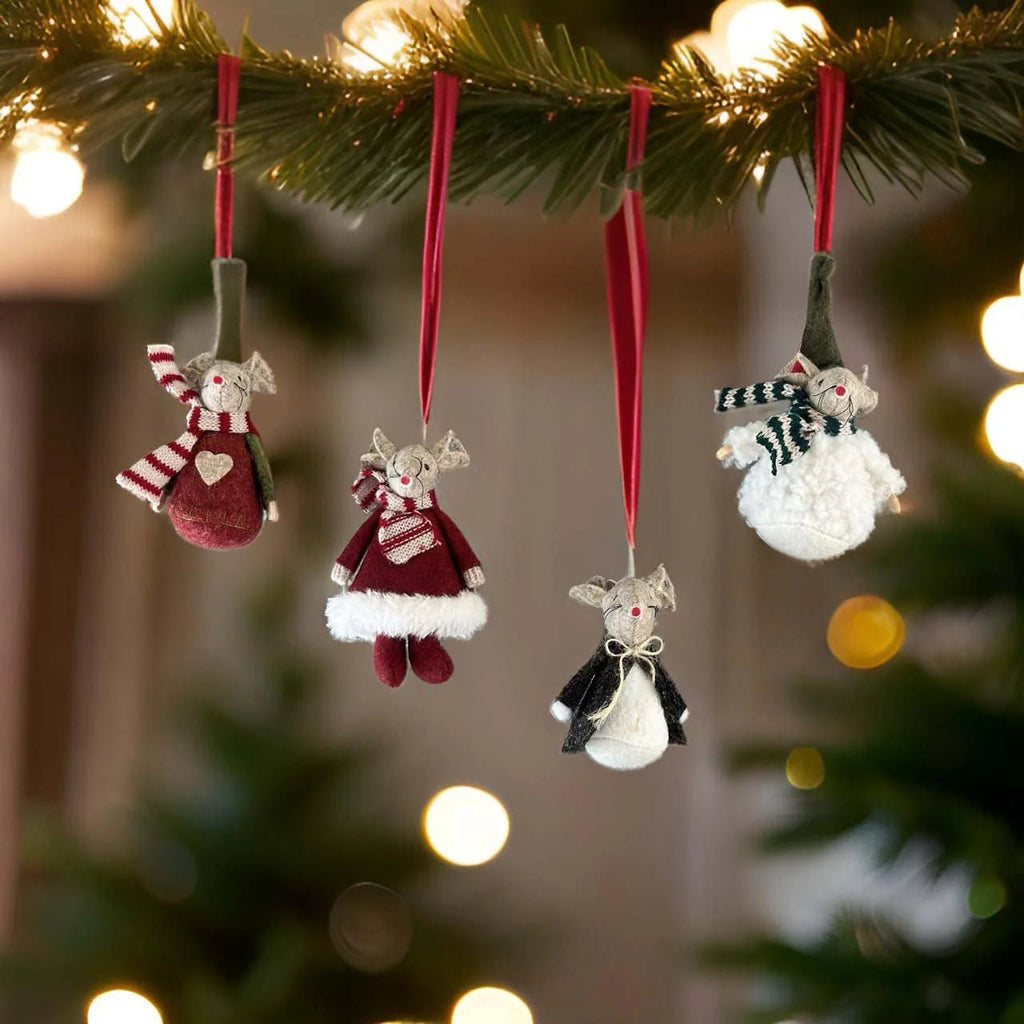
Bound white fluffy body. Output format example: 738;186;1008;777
583;663;670;771
325;589;487;641
722;424;906;562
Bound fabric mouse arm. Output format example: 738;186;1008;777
245;433;277;520
436;507;484;589
331;507;383;586
653;660;689;740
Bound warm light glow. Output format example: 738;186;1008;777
338;0;466;71
10;121;84;218
86;990;163;1024
785;746;825;789
981;295;1024;372
827;595;905;669
451;987;533;1024
677;0;825;78
108;0;173;42
423;785;509;866
984;384;1024;470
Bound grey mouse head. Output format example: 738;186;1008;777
570;565;676;647
362;428;470;499
183;350;276;415
777;353;878;421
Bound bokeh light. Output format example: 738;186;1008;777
338;0;466;71
451;987;533;1024
827;595;905;669
984;384;1024;470
10;121;84;219
86;989;163;1024
980;295;1024;372
329;882;413;972
968;877;1007;919
423;786;509;866
107;0;173;42
785;746;825;790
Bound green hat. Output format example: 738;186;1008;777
800;252;843;370
212;257;246;363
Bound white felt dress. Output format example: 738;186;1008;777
585;663;669;771
722;422;906;562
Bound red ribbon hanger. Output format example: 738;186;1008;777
215;53;242;259
419;71;460;430
813;64;846;253
604;83;652;571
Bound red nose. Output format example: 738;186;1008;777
631;607;641;617
401;476;411;485
212;375;223;385
835;385;846;396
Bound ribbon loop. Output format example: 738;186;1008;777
812;65;847;253
605;83;652;556
215;53;242;260
591;634;664;723
419;71;460;429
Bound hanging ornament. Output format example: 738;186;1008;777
713;66;905;562
827;594;905;669
117;55;278;549
549;86;689;771
325;72;486;687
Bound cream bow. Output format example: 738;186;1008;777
589;635;665;725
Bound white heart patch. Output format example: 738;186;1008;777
195;451;233;486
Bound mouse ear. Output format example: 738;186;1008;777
183;351;215;387
361;428;396;471
434;430;470;471
569;576;615;608
244;351;276;395
775;351;818;385
644;564;676;612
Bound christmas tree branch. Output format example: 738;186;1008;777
2;0;1024;219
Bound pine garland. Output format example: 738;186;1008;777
1;0;1023;220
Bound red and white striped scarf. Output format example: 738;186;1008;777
350;465;440;565
117;345;254;509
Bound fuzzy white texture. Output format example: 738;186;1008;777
584;663;669;771
722;425;906;563
325;589;487;641
550;700;572;723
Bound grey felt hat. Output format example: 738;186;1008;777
212;257;246;363
800;252;843;370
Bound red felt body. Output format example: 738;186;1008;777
337;504;479;596
167;431;262;550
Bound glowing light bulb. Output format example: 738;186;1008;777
10;121;84;218
984;383;1024;470
86;990;163;1024
451;987;533;1024
338;0;466;71
107;0;173;42
827;595;905;669
981;295;1024;372
726;1;791;76
785;746;825;789
423;785;509;866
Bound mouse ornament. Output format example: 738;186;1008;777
325;428;487;687
551;566;688;771
714;253;905;563
116;259;277;549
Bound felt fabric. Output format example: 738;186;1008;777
725;426;906;561
554;637;687;771
117;345;255;508
408;635;454;683
716;380;857;475
373;635;408;688
801;252;842;370
166;431;263;549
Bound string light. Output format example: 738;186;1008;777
107;0;173;43
827;595;905;669
334;0;466;72
9;121;85;218
451;987;533;1024
981;295;1024;372
984;383;1024;470
785;746;825;789
423;785;509;866
86;990;163;1024
676;0;826;78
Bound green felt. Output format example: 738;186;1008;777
801;252;843;370
245;432;275;510
213;258;246;364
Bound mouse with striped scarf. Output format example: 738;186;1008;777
551;566;688;771
715;253;905;563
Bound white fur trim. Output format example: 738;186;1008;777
680;707;690;723
551;700;572;723
325;589;487;641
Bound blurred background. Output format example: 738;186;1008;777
1;1;1023;1022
